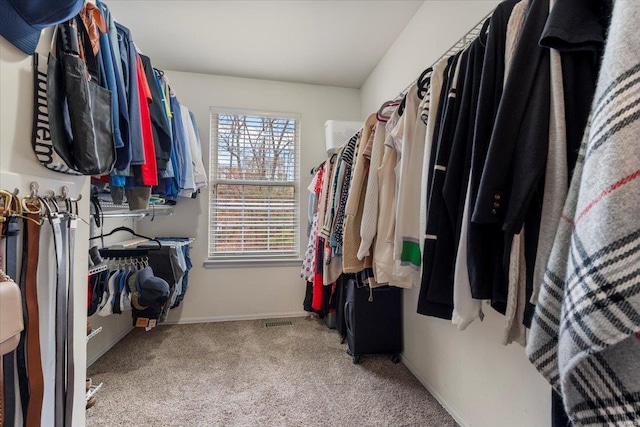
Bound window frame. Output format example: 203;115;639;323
205;107;302;268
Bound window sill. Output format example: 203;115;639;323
203;259;303;269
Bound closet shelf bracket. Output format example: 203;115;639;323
86;327;103;343
86;382;103;402
88;263;108;276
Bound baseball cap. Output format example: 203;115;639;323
136;267;170;308
0;0;84;55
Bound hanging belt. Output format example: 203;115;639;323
2;217;20;427
0;235;5;272
17;219;29;420
51;213;67;427
64;215;76;427
23;213;44;427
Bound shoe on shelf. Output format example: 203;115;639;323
87;322;92;336
86;378;92;392
86;395;97;409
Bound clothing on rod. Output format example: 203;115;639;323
35;1;208;212
300;0;617;423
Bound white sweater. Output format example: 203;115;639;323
343;114;376;273
394;80;429;286
374;114;413;288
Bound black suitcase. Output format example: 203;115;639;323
345;278;402;364
335;274;351;342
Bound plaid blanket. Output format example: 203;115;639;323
526;2;640;425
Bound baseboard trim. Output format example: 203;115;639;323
163;311;310;325
401;354;470;427
87;325;134;367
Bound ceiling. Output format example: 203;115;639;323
106;1;424;88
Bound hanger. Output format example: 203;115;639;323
417;67;434;101
89;226;161;246
376;100;400;122
310;160;326;176
397;93;408;117
89;226;162;260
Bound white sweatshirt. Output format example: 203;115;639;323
394;80;429;286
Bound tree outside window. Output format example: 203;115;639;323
209;109;300;259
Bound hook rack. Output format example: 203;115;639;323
30;181;39;198
1;180;84;219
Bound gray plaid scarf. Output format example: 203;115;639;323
526;1;640;425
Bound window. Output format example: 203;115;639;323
208;108;300;262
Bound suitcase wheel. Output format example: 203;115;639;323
352;355;361;364
391;354;400;364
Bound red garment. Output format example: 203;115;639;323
87;275;92;309
314;164;325;194
135;55;158;186
312;273;324;311
311;163;327;312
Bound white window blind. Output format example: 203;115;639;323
209;108;300;260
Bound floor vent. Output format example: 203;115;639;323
264;320;294;328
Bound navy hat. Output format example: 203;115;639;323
0;0;84;55
136;267;170;308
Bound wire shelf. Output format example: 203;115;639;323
394;9;494;100
86;382;103;402
86;326;103;343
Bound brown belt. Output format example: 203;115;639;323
24;213;44;427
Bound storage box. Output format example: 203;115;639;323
324;120;362;155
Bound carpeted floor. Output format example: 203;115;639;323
86;317;457;427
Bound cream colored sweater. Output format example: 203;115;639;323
343;114;377;273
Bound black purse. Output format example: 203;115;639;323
45;27;77;171
54;19;116;176
31;36;80;175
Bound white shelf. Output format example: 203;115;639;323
96;202;174;219
100;202;174;211
86;382;103;402
86;326;103;343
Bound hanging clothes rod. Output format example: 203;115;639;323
100;210;174;219
392;9;495;101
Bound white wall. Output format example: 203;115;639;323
1;33;90;427
359;2;553;427
138;71;361;323
86;217;137;366
361;1;495;115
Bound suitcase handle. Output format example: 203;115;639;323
345;301;353;337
